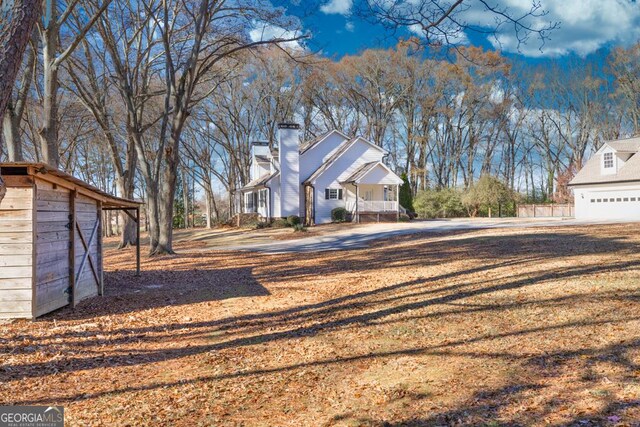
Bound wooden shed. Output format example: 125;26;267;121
0;163;141;319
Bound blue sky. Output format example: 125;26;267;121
270;0;640;63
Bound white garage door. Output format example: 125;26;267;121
583;189;640;220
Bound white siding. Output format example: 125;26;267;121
574;182;640;220
299;132;348;182
313;139;384;224
270;177;281;218
279;126;300;217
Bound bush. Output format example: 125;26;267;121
254;221;269;229
293;224;307;232
331;207;348;223
461;175;514;217
271;218;288;228
286;215;301;226
414;188;465;219
398;213;411;222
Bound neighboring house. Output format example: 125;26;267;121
569;137;640;220
239;123;404;225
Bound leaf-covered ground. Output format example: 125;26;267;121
2;224;640;426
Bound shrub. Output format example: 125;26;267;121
293;224;307;232
254;221;269;229
398;213;411;222
414;188;465;219
286;215;301;226
331;207;348;223
461;175;514;217
271;218;288;228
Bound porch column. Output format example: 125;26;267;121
355;184;360;223
396;184;400;221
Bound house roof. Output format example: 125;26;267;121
341;162;403;185
299;129;350;155
606;137;640;153
0;162;141;208
303;136;386;185
241;171;278;190
254;155;270;163
570;148;640;186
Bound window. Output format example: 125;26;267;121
603;152;614;169
597;199;602;202
624;197;629;202
617;198;622;202
325;188;343;200
632;197;637;202
244;192;254;212
603;198;608;202
590;199;595;203
258;190;267;208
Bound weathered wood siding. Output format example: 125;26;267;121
73;193;101;303
33;180;101;317
34;179;71;316
0;177;34;319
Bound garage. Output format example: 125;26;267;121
570;138;640;221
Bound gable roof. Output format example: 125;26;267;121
302;136;386;185
299;129;350;155
341;161;403;185
606;137;640;153
570;146;640;186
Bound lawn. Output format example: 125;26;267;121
1;224;640;426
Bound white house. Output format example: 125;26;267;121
239;123;404;225
569;137;640;220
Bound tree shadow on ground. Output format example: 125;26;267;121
42;266;270;320
3;226;640;424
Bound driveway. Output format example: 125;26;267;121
210;217;633;253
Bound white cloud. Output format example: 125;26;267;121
320;0;353;15
408;23;469;46
345;21;355;32
249;23;305;51
390;0;640;57
476;0;640;57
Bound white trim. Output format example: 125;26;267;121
307;137;387;185
353;162;403;185
301;129;351;155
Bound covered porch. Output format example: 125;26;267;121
341;162;404;223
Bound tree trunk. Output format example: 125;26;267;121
2;102;23;161
40;35;60;167
182;169;189;228
0;0;41;201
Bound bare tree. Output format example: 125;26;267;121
361;0;558;52
36;0;112;167
140;0;305;255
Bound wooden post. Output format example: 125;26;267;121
69;190;77;307
136;207;141;277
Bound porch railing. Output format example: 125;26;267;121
346;200;398;212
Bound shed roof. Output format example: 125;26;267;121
240;171;278;190
0;162;141;209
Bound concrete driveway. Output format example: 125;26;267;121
212;217;630;253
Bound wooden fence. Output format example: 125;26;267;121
517;204;574;218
